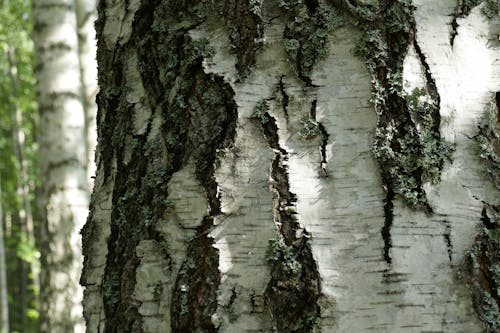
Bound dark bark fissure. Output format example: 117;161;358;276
311;100;330;177
465;204;500;333
85;1;238;332
381;189;394;264
257;85;322;332
216;0;265;78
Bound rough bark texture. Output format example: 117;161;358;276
33;1;88;332
82;1;499;332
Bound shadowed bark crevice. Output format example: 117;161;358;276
443;219;453;262
254;105;322;332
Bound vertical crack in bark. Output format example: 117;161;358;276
476;91;500;188
256;103;322;332
309;100;330;177
450;16;459;46
381;189;394;264
278;76;290;120
329;1;453;268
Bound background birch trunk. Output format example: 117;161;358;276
82;1;499;332
75;0;98;191
33;0;88;332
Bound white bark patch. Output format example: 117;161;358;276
102;0;141;47
309;26;388;332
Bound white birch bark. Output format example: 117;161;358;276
82;1;499;332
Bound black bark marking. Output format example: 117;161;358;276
278;75;289;120
381;189;394;265
442;219;453;262
450;16;459;46
255;98;322;332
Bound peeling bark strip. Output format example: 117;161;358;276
253;95;322;332
83;1;237;332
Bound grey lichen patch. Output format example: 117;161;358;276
374;87;454;207
465;205;500;333
281;1;344;84
483;0;500;18
476;93;500;189
299;115;321;139
251;99;271;124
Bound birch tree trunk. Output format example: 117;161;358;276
33;0;88;332
75;0;99;191
82;1;499;332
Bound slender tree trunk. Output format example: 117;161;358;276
82;1;499;332
75;0;98;190
0;176;9;333
33;0;88;332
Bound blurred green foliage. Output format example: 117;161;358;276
0;0;39;332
